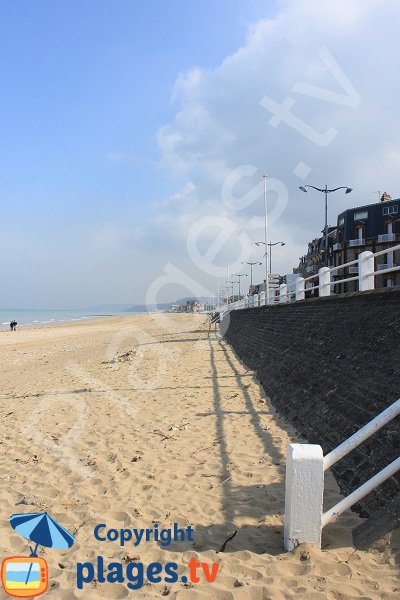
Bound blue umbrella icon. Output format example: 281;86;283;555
10;512;75;585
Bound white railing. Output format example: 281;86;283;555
218;244;400;318
284;398;400;551
378;233;396;243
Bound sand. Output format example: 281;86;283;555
0;313;398;599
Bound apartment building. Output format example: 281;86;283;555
295;193;400;293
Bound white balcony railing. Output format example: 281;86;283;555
376;263;395;271
348;238;365;247
378;233;396;243
333;243;342;251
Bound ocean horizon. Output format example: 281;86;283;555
0;308;144;328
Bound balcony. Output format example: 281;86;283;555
348;266;359;274
333;243;342;251
348;238;365;247
376;263;395;272
378;233;396;243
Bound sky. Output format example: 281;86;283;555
1;0;399;308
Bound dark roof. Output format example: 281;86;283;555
338;197;400;217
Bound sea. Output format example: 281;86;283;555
0;308;139;329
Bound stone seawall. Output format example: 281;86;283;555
223;287;400;517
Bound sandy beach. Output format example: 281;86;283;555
0;313;398;599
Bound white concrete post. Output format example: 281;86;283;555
284;444;324;551
318;267;331;297
260;291;266;306
279;283;288;303
359;250;375;291
268;289;275;305
254;293;259;307
295;277;305;301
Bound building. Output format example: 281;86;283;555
294;227;337;279
332;193;399;292
295;193;400;294
249;275;282;296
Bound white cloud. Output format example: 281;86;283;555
6;0;400;307
152;0;400;288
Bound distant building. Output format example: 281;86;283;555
249;275;282;296
294;227;337;280
295;193;400;293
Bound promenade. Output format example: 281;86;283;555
0;314;398;598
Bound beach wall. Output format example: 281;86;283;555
222;287;400;518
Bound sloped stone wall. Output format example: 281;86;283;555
223;287;400;517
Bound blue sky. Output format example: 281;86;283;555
0;0;275;227
1;1;399;307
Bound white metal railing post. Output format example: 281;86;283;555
284;444;324;551
295;277;305;301
322;457;400;527
268;289;275;305
359;250;375;291
254;293;259;307
260;291;266;306
324;398;400;470
319;267;331;297
280;283;288;303
284;398;400;552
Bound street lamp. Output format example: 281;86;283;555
255;241;285;274
229;280;239;303
299;184;352;267
233;273;247;298
241;261;262;287
263;175;269;298
221;284;230;305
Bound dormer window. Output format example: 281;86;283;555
354;210;368;220
383;205;398;215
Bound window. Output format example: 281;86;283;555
338;216;344;226
383;205;398;215
354;211;368;220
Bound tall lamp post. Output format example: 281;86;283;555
233;273;247;299
222;284;230;305
241;261;262;287
263;175;269;298
229;280;239;303
255;241;285;274
299;184;352;267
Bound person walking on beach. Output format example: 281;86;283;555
10;320;17;331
